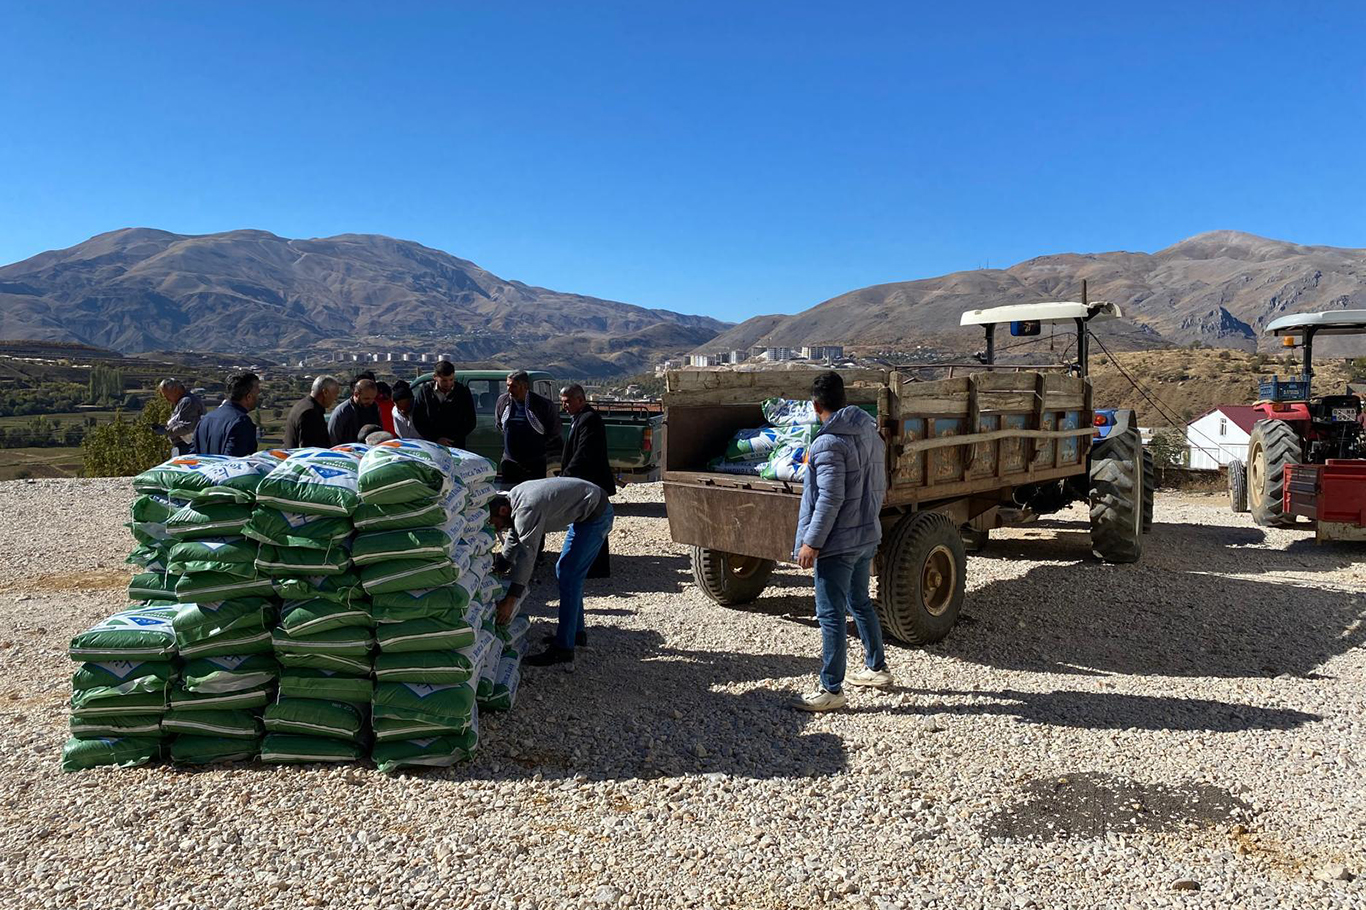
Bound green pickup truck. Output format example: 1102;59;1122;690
413;370;663;484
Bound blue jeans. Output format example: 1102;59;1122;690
813;544;885;693
554;504;615;651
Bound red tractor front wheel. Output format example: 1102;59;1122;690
1247;420;1302;528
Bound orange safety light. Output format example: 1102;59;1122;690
1282;336;1298;347
1093;413;1109;427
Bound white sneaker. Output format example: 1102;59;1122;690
792;689;847;712
846;667;894;688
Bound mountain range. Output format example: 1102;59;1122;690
701;231;1366;357
0;228;728;377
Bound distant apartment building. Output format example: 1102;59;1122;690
687;354;721;367
438;353;452;362
755;346;796;362
728;350;749;364
801;345;845;362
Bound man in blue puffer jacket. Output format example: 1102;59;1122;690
792;372;892;711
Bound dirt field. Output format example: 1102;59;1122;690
0;479;1362;909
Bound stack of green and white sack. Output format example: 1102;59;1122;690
153;451;286;764
63;604;179;771
360;442;501;772
251;446;374;764
477;581;530;712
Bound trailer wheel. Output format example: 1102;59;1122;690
1247;420;1300;528
690;547;775;606
1089;426;1144;563
875;512;966;645
960;525;989;553
1228;458;1249;513
1141;448;1155;533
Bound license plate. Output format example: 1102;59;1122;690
1331;407;1358;422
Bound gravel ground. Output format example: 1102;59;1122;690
0;477;1363;909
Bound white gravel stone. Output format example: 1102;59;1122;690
0;482;1362;909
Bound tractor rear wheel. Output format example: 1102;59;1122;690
691;547;775;606
1089;426;1144;563
1228;458;1249;513
875;512;966;645
1247;420;1301;528
1141;448;1155;533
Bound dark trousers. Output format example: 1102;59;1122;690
500;458;547;488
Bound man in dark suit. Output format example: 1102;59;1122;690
412;360;477;449
284;375;339;449
559;383;615;580
193;372;260;457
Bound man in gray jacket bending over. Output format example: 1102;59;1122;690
489;477;614;668
792;371;892;711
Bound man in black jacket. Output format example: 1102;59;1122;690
412;360;477;449
495;370;562;485
285;375;339;449
559;383;615;579
328;378;380;446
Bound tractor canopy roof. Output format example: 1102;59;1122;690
1264;310;1366;336
959;300;1122;327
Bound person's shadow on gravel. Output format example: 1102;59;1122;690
468;628;847;782
845;688;1320;733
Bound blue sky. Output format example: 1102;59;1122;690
2;2;1363;323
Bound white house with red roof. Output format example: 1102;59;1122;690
1186;405;1260;470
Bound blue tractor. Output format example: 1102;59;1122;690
955;299;1152;561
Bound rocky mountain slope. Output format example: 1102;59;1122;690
0;228;729;377
703;231;1366;355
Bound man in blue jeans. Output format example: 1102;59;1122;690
793;371;892;711
489;477;614;669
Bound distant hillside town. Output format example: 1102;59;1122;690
657;343;846;375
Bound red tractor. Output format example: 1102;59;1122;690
1231;311;1366;540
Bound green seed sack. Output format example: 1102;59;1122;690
370;583;473;624
464;479;496;511
272;571;365;605
272;626;373;658
260;733;363;763
61;736;164;772
69;714;164;739
351;521;468;567
167;538;260;578
278;669;373;704
359;559;462;596
279;599;372;637
371;716;471;742
133;454;236;496
244;508;353;550
70;605;179;661
465;525;497;557
71;660;175;702
128;571;178;603
375;616;476;654
353;486;468;532
170;683;274;712
175;626;274;660
70;691;169;719
264;698;367;742
182;653;279;694
373;729;478;773
254;448;363;517
169;734;260;765
480;637;531;712
176;571;277;602
126;521;172;547
127;544;172;572
496;615;531;649
131;493;178;524
255;544;352;578
275;651;373;675
372;680;475;727
446;448;496;485
162;708;263;739
173;598;276;649
373;649;478;684
357;439;457;505
165;502;255;539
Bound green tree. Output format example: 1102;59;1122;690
81;396;172;477
1148;430;1186;469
